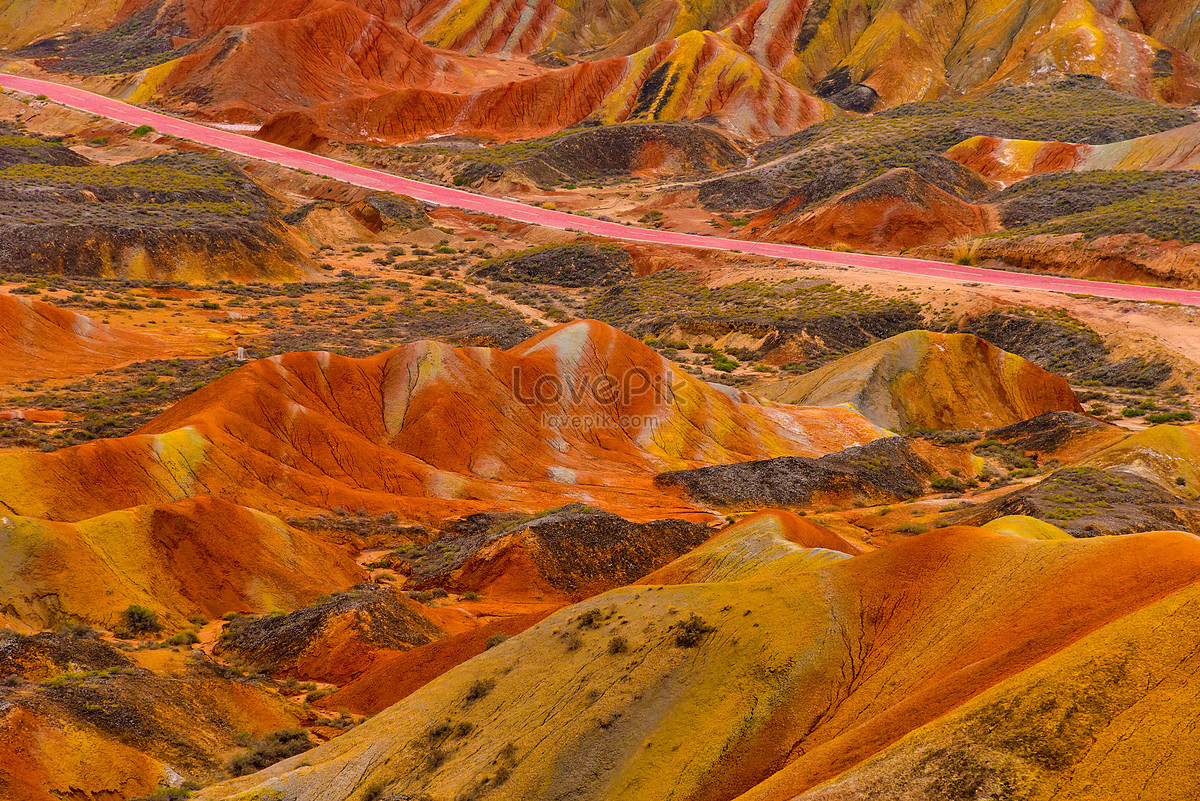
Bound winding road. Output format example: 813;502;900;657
6;73;1200;307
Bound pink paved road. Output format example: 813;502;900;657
7;73;1200;307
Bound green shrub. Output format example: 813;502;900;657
673;613;714;648
122;604;161;635
1146;411;1194;424
576;609;603;629
228;728;314;776
163;630;199;647
464;678;495;702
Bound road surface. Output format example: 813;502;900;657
6;73;1200;307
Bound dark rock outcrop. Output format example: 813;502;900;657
655;437;935;509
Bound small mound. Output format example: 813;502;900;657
0;152;308;279
214;584;444;683
405;503;714;602
745;168;998;250
757;330;1083;432
0;128;91;168
947;465;1200;537
0;294;161;384
0;293;163;383
698;174;798;212
473;242;633;287
641;510;860;586
983;411;1123;461
655;437;935;511
458;122;745;187
1085;423;1200;491
981;515;1072;540
947;121;1200;184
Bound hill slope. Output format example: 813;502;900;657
0;294;162;384
192;517;1200;801
948;121;1200;183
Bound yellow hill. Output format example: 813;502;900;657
756;330;1083;432
193;517;1200;801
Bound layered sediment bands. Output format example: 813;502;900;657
948;121;1200;183
0;320;885;524
140;3;450;119
258;30;832;145
194;520;1200;801
258;58;629;147
757;330;1083;432
722;0;1200;110
16;0;1200;143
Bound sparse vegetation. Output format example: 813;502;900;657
228;728;314;776
121;605;161;636
464;678;496;702
755;83;1195;213
673;613;715;648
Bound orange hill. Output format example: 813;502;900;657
947;121;1200;184
0;320;885;524
19;0;1199;142
255;30;832;146
0;294;164;385
742;168;999;251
